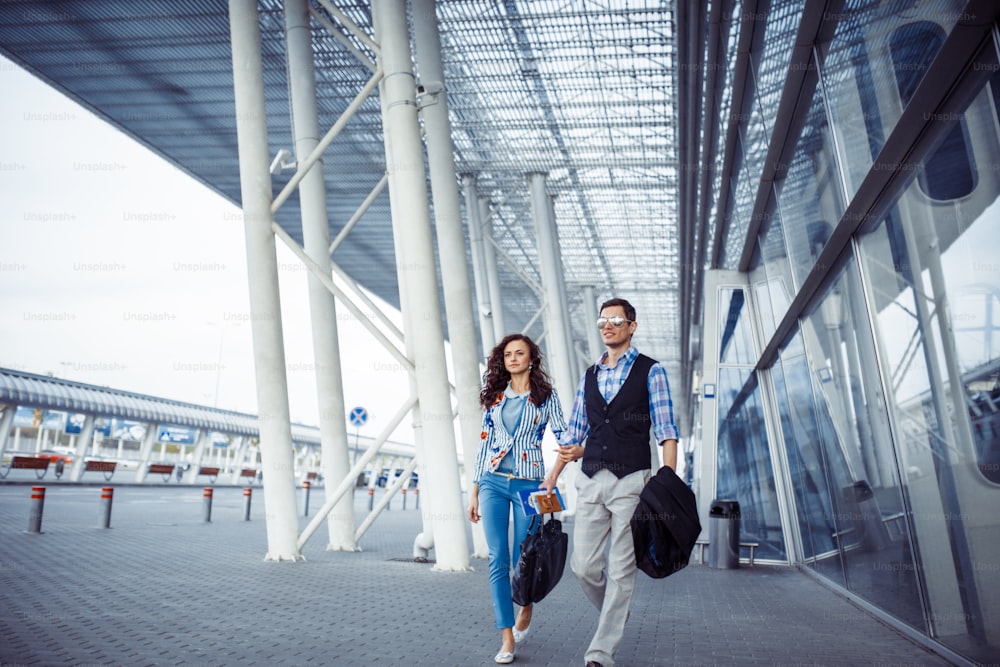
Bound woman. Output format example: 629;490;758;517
467;333;566;665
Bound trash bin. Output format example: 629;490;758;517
708;499;740;569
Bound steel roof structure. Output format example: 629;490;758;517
0;1;709;430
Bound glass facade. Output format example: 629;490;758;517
703;3;1000;663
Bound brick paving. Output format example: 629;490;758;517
0;481;955;666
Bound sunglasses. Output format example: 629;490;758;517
596;316;632;329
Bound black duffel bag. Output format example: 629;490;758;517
511;513;568;606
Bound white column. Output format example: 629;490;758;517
133;421;159;483
373;0;469;571
185;430;208;484
528;172;576;402
547;193;577;372
412;0;489;558
228;0;301;561
284;0;356;552
462;175;496;357
480;197;506;340
0;405;16;459
67;415;95;482
582;285;602;363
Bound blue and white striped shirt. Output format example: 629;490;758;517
560;345;678;447
472;388;566;484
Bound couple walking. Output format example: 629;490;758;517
467;297;679;666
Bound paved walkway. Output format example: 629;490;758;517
0;482;956;666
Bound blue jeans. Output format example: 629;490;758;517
478;472;539;629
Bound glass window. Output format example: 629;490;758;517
856;76;1000;658
718;287;756;366
775;82;848;292
889;21;976;201
771;337;843;581
802;260;924;628
715;367;787;562
819;0;964;199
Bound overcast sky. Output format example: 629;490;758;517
0;55;415;439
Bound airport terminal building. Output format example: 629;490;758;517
1;1;998;664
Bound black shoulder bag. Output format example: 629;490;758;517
511;513;568;606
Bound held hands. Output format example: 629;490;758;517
554;444;583;464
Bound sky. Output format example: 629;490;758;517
0;55;416;441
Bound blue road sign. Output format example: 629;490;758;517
348;406;368;427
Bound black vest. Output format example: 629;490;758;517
581;353;656;478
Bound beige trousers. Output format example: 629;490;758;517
571;468;650;666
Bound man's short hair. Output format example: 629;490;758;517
599;297;636;322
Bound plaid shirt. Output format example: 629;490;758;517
560;345;678;446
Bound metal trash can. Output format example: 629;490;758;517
708;499;740;569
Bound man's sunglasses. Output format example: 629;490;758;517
597;316;633;329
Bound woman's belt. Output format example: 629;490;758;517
491;469;536;481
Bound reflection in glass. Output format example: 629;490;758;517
803;262;924;628
716;367;786;562
718;288;756;366
855;79;1000;663
772;334;844;584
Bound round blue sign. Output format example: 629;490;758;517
349;406;368;426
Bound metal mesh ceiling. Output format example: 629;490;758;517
0;0;685;420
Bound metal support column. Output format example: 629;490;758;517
284;0;356;552
373;0;469;571
480;197;506;340
547;193;577;373
67;414;95;482
133;421;159;483
0;405;15;462
412;0;488;558
228;0;301;561
528;172;576;401
462;175;496;357
582;285;602;363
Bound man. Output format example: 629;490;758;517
542;297;678;667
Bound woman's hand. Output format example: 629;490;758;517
466;493;481;523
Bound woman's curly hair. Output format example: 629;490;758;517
480;333;554;409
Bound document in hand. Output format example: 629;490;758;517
518;487;566;515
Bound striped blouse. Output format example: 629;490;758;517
472;387;567;484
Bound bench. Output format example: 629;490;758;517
240;468;258;483
693;540;760;566
147;463;176;481
0;455;51;479
84;459;117;481
197;466;221;482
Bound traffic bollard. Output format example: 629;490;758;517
302;480;311;516
243;487;252;521
414;487;420;510
402;487;407;510
99;487;114;529
367;486;374;511
202;487;213;523
28;486;45;533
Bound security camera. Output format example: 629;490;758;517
416;80;444;96
269;149;295;175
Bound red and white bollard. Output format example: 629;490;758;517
27;486;45;533
243;487;252;521
302;480;311;517
202;487;213;523
99;487;114;529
